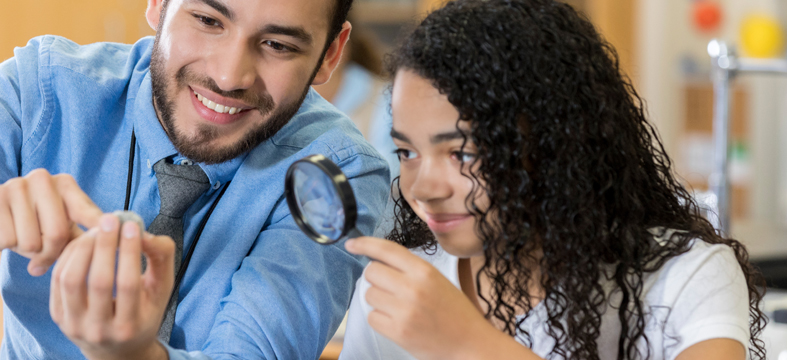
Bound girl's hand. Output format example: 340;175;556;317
345;236;497;360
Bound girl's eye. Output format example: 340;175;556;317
453;151;476;163
394;149;418;161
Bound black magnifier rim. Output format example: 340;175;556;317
285;154;358;245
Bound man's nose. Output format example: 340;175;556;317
209;39;257;91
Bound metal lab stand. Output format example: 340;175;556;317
708;40;787;234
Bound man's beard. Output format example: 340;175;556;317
149;36;318;164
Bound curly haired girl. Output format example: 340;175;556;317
340;0;766;359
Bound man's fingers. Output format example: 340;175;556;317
0;199;17;250
28;176;71;276
55;174;103;229
115;223;143;324
50;232;83;325
140;233;175;298
345;237;423;272
7;180;42;255
86;215;121;324
58;234;95;330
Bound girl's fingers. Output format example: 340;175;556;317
363;261;410;295
345;237;424;272
366;309;395;337
364;285;403;315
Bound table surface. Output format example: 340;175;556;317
319;340;342;360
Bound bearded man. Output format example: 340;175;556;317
0;0;389;358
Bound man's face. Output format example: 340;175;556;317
148;0;341;163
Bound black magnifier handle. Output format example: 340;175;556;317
345;228;363;240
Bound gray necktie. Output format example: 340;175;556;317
149;159;210;343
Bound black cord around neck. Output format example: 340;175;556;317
123;128;231;306
124;130;136;211
171;180;230;300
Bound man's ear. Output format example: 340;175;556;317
312;21;353;86
146;0;166;30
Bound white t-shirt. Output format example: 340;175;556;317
340;231;750;360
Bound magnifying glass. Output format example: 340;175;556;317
285;154;364;245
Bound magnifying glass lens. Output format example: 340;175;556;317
291;161;346;241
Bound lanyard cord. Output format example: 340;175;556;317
124;131;136;212
124;129;231;304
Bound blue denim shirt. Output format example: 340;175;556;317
0;35;389;360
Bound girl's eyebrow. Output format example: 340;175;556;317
390;128;411;143
429;130;466;144
391;128;469;144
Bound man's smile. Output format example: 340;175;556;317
189;85;256;125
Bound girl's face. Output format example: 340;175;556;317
391;70;486;258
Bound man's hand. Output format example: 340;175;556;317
0;169;103;276
50;214;174;360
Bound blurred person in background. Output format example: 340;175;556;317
314;16;399;178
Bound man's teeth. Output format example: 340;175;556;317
194;91;240;115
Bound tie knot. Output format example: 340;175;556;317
153;159;210;218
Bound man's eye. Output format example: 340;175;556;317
194;15;220;27
264;40;291;52
394;149;417;161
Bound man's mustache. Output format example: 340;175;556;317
175;67;274;115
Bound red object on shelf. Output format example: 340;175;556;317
692;0;723;33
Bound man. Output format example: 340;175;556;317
0;0;390;358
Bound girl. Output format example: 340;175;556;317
340;0;766;359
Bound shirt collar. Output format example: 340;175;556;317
131;72;246;190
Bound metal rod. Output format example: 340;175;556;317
737;58;787;75
706;40;787;235
708;40;734;234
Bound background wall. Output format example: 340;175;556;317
0;0;154;61
637;0;787;259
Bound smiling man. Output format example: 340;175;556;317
0;0;389;358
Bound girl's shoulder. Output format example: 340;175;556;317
646;227;741;285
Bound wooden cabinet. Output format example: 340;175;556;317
360;0;637;82
0;0;154;61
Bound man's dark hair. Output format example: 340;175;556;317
327;0;354;48
159;0;353;49
385;1;767;359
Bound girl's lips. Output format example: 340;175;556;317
424;212;472;234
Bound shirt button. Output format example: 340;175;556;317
212;181;221;190
180;159;194;166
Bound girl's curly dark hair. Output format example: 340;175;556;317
385;0;767;359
